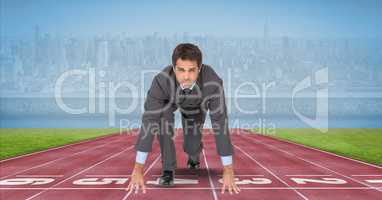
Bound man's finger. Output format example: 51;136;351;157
233;184;240;194
142;183;146;194
237;184;241;192
126;182;132;191
134;184;140;194
228;185;233;195
221;183;226;194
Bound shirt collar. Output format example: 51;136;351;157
180;81;196;90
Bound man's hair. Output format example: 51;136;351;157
172;43;202;67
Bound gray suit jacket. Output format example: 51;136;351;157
135;64;233;156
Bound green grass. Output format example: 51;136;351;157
0;128;120;160
251;128;382;166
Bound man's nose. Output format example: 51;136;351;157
183;72;189;80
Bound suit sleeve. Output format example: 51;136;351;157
135;75;168;152
207;79;233;156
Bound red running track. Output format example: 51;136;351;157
0;129;381;200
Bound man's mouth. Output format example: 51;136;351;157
181;82;192;88
181;80;191;85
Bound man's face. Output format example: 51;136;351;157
174;58;200;89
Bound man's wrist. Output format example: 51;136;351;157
223;164;233;171
223;164;233;175
134;162;144;172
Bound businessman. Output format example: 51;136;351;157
126;43;240;194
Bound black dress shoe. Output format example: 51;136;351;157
187;158;200;170
159;170;174;186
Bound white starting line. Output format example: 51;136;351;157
147;178;199;185
84;175;131;177
1;187;382;190
1;175;381;186
351;175;382;177
15;175;64;178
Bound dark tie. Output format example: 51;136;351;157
182;88;192;95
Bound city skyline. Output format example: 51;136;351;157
1;0;381;128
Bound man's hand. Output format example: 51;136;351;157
221;165;240;194
126;163;146;194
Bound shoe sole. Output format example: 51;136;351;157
159;177;174;187
159;180;174;187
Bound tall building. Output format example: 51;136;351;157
263;23;270;50
97;39;109;68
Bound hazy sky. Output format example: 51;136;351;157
1;0;382;38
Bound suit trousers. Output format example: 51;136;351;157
158;107;206;171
